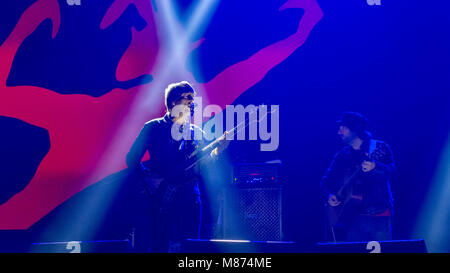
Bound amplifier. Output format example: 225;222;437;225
233;161;281;187
317;239;427;253
224;187;283;241
224;162;283;241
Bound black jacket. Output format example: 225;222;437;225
320;139;395;215
126;113;211;187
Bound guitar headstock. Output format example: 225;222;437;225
369;142;389;162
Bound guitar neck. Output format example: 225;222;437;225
186;107;276;169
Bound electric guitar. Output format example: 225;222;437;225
326;139;388;227
138;107;277;209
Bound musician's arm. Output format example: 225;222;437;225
320;152;344;201
372;160;395;176
126;122;152;172
195;127;229;161
210;131;230;159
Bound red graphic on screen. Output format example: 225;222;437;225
0;0;322;229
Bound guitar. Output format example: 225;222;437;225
326;139;388;227
138;107;277;209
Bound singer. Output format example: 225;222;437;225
126;81;229;252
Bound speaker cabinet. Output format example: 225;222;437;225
224;187;283;241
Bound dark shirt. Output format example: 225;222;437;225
320;139;395;215
126;113;210;189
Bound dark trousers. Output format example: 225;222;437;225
345;215;392;242
325;214;392;243
150;184;202;253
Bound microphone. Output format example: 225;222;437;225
190;102;198;116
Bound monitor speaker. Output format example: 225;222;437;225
182;239;295;253
317;239;427;253
30;239;132;253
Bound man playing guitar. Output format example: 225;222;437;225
321;112;395;242
126;81;229;252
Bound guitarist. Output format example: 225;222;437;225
321;112;395;242
126;81;229;252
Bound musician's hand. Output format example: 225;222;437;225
361;160;376;172
328;194;341;207
212;131;230;157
